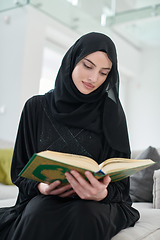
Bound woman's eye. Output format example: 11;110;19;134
83;63;91;69
101;72;107;76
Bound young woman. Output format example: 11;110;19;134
0;32;139;240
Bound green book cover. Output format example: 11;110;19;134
19;151;155;184
19;153;100;184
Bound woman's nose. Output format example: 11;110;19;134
89;71;98;83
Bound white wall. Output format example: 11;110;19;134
127;46;160;150
0;7;28;143
0;5;79;143
19;5;80;114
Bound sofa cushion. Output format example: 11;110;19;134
0;198;17;208
111;204;160;240
153;169;160;209
0;183;18;200
0;149;13;185
130;146;160;202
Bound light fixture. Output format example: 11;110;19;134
66;0;78;6
101;13;107;26
101;0;116;26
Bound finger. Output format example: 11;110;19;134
40;181;62;195
59;189;76;198
69;170;91;188
65;171;88;195
84;171;103;187
47;183;72;195
51;184;72;195
47;180;61;191
102;175;111;185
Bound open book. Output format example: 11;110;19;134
19;150;155;184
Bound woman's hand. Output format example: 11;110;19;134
65;170;111;201
37;181;76;198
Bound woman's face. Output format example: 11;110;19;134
72;51;112;94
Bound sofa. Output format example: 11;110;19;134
0;139;18;208
0;139;160;239
112;147;160;240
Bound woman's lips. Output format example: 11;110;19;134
82;81;95;89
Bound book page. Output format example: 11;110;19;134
38;151;99;172
101;158;154;173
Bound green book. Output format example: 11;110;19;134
19;150;155;184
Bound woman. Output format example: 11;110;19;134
0;32;139;240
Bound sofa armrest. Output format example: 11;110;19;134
153;169;160;209
0;183;18;200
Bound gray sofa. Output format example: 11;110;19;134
0;139;160;239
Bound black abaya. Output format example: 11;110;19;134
0;96;139;240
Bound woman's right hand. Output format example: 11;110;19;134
37;181;76;198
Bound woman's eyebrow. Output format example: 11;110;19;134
84;58;111;70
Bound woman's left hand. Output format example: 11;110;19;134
65;170;111;201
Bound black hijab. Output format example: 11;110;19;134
45;32;130;155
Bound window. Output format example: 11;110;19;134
39;41;65;94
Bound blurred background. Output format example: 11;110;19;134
0;0;160;151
